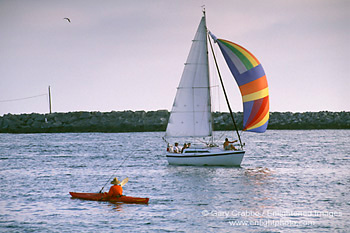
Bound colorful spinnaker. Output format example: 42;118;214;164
210;32;269;133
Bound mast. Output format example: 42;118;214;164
203;8;214;144
208;35;244;149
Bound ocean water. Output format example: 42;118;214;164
0;130;349;232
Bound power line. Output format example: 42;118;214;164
0;94;47;103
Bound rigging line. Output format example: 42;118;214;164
210;43;222;113
207;33;244;150
98;153;132;193
216;131;226;142
240;130;245;138
0;94;47;103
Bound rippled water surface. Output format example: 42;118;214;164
1;130;349;232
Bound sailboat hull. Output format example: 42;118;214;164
166;148;245;166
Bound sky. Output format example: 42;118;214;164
0;0;349;116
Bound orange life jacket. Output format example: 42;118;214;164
107;185;123;196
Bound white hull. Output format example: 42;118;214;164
166;148;245;166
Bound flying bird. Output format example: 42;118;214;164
63;17;71;23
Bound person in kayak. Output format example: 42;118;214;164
105;177;128;197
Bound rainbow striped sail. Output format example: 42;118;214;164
210;33;269;133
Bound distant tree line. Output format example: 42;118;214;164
0;110;349;133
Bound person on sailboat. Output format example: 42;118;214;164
174;143;180;153
224;138;238;150
181;143;188;153
104;177;128;197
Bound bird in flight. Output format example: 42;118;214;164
63;17;71;23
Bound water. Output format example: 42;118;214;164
0;130;349;232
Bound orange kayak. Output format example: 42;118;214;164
69;192;149;204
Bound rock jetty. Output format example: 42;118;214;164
0;110;349;133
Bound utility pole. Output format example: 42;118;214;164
48;86;52;114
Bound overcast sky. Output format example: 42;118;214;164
1;0;349;116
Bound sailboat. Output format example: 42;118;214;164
164;10;269;166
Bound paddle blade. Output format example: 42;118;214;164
120;177;129;186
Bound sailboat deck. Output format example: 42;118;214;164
166;146;245;166
167;147;244;157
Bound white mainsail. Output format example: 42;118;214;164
165;16;212;138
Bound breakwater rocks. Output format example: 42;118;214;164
0;110;349;133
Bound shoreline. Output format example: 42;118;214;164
0;110;349;133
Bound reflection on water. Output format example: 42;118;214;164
244;167;274;179
110;203;124;211
240;167;277;215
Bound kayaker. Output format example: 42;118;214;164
105;177;125;197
